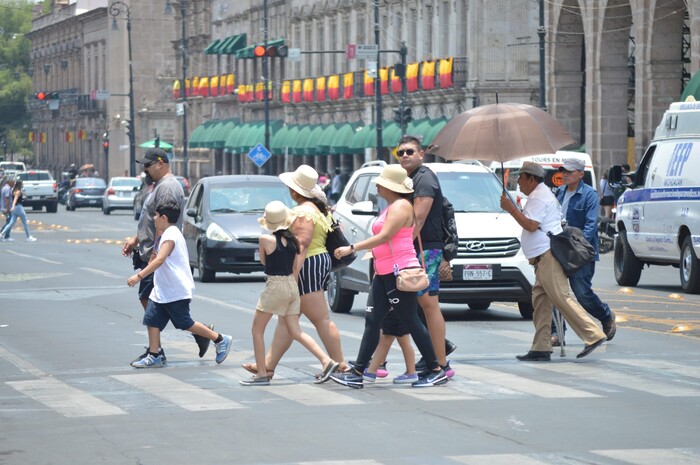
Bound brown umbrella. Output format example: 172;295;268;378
427;103;575;162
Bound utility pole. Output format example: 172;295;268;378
180;1;189;179
538;0;546;110
374;0;384;161
263;0;270;175
399;43;408;135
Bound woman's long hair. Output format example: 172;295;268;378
13;180;23;192
274;229;301;255
292;190;330;214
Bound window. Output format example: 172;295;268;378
207;183;293;213
17;171;52;181
112;178;141;188
346;174;372;205
437;172;504;213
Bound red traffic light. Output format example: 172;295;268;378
253;45;267;57
103;141;109;150
253;44;288;58
36;91;47;100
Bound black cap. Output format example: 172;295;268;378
136;148;169;164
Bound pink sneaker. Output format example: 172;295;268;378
376;362;389;378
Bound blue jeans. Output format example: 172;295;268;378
552;261;612;334
2;212;11;238
1;205;31;238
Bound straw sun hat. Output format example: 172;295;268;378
372;164;414;194
279;164;319;198
258;201;294;232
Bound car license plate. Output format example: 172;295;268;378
30;196;38;200
254;250;260;261
463;265;493;280
89;199;97;204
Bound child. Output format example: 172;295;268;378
241;201;339;386
127;201;232;368
365;310;418;384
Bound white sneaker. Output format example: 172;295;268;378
2;237;14;242
26;237;37;242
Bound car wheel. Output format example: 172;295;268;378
614;230;642;286
327;271;355;313
467;301;491;311
197;244;215;283
46;202;57;213
518;301;534;320
680;235;700;294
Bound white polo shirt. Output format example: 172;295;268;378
520;182;563;259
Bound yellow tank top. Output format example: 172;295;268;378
292;204;333;258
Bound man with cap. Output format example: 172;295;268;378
122;148;210;364
553;158;616;345
500;161;607;361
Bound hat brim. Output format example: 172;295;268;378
279;172;313;198
257;216;294;232
373;176;413;194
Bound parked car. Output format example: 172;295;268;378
132;174;153;221
183;175;294;282
175;175;191;197
66;177;107;210
13;170;58;212
102;176;141;215
327;161;536;319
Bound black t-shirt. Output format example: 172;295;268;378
409;165;444;250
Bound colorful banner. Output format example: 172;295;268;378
328;75;340;100
172;79;181;99
364;71;374;97
28;131;35;142
439;58;454;88
422;61;436;90
303;78;314;102
245;84;254;102
380;67;389;95
255;82;264;101
343;73;354;99
390;67;401;93
293;80;302;103
40;132;47;144
210;76;219;97
238;84;247;103
65;131;73;143
407;63;419;92
316;76;326;102
198;76;209;97
281;80;291;103
78;129;87;140
226;73;235;94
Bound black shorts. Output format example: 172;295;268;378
381;308;409;337
601;195;615;206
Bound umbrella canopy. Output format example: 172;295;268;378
138;138;174;150
427;103;575;163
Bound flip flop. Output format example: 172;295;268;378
314;360;339;384
241;363;274;379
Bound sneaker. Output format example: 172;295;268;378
193;324;215;358
393;372;419;384
362;369;377;383
214;334;232;364
415;358;427;373
603;311;617;341
131;347;166;365
26;237;37;242
239;376;270;386
376;362;389;378
412;369;448;387
329;369;364;389
131;353;165;368
2;237;14;242
442;361;455;378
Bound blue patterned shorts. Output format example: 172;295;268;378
417;249;443;297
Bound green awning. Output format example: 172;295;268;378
304;124;328;156
281;126;301;155
681;70;700;101
236;38;285;59
382;121;402;148
271;124;292;154
220;33;247;55
350;124;374;151
235;120;282;153
291;125;314;156
204;39;221;55
316;124;340;154
189;120;219;148
204;119;239;149
423;118;447;146
332;123;361;154
223;123;250;153
406;118;432;139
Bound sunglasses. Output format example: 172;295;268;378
144;159;161;169
397;148;416;157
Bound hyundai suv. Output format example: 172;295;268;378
327;161;535;319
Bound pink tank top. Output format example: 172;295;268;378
372;206;420;275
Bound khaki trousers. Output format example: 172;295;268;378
530;250;606;351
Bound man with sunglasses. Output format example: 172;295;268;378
552;158;617;345
397;135;456;377
122;149;211;364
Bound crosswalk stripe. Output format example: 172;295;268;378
592;448;700;464
112;373;244;411
297;461;384;465
215;371;363;406
453;363;600;398
533;363;700;397
393;385;481;401
488;330;535;343
607;358;700;380
448;453;551;465
7;378;126;417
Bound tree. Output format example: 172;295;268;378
0;0;33;161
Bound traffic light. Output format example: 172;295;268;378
102;132;109;156
402;107;412;124
393;107;402;124
35;91;59;100
393;107;413;125
124;120;133;141
253;44;288;58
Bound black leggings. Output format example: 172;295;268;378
354;273;439;372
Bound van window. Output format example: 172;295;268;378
496;167;593;191
17;171;52;181
345;174;372;205
635;145;656;187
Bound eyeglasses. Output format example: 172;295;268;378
397;148;416;157
144;161;157;169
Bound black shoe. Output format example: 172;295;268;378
415;357;427;373
603;311;617;341
516;351;551;362
194;324;214;358
131;347;166;365
445;339;457;356
577;337;606;359
329;369;364;389
412;369;448;387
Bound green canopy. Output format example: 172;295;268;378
350;124;374;152
205;119;239;149
189;120;219;148
223;123;250;153
291;125;314;156
139;138;173;150
382;121;402;148
330;122;361;154
681;70;700;101
316;124;340;154
422;118;447;146
304;124;328;156
271;124;292;154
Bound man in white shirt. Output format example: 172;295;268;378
500;161;607;361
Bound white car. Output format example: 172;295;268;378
102;176;141;215
327;161;536;319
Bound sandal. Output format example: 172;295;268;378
241;363;274;379
314;360;339;384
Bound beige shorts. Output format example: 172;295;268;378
256;275;301;316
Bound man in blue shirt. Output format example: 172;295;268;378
554;158;617;344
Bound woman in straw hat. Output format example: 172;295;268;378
329;164;447;389
241;201;339;386
242;165;347;379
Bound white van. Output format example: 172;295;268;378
490;151;596;206
612;99;700;293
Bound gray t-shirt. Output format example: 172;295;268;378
1;184;12;211
136;174;185;261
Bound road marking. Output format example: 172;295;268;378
3;249;62;264
534;363;700;397
112;373;244;411
448;454;551;465
7;378;127;417
79;267;122;278
607;358;700;380
0;345;47;377
0;272;70;283
593;448;700;464
394;385;481;401
453;362;600;398
297;461;384;465
488;330;533;343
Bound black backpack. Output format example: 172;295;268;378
442;196;459;262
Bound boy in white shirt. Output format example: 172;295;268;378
127;201;232;368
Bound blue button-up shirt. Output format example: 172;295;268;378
556;180;600;261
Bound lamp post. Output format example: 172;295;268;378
179;0;189;179
109;1;136;177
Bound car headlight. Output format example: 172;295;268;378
205;223;233;242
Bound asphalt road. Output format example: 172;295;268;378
1;208;700;465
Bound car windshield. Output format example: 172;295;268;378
112;178;140;188
208;183;294;213
17;172;51;181
75;178;106;188
437;171;505;213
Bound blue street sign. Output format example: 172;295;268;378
248;143;272;168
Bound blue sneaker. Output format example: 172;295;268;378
412;369;448;387
363;369;377;383
330;369;364;389
131;353;165;368
393;372;419;384
215;334;232;364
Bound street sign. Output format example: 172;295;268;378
288;47;301;62
248;143;272;168
91;90;110;101
346;44;356;60
367;61;378;78
356;44;378;60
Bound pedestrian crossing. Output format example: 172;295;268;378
4;354;700;418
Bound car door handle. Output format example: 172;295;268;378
351;227;357;234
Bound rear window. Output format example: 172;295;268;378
1;163;25;171
75;178;106;188
112;178;141;188
437;171;505;213
17;171;52;181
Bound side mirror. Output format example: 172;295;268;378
608;166;622;184
351;200;378;216
186;208;197;218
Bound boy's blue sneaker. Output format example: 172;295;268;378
393;372;419;384
215;334;232;364
131;353;165;368
131;348;166;365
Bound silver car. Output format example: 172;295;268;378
102;177;141;215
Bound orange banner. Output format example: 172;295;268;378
40;132;47;144
422;61;436;90
28;131;35;142
238;84;246;103
316;76;326;102
255;82;264;101
407;63;419;92
173;79;181;99
439;58;453;88
65;131;74;143
364;71;374;97
390;67;401;93
328;75;339;100
281;81;291;103
210;76;219;97
293;80;302;103
343;73;354;99
380;68;389;95
303;78;314;102
226;74;235;94
198;76;209;97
